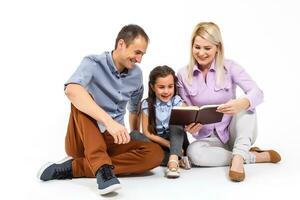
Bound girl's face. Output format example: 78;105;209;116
192;36;218;69
151;74;175;103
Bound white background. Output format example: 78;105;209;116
1;0;300;199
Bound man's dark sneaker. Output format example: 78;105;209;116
96;164;121;195
37;157;73;181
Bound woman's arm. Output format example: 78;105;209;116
217;61;263;114
231;61;263;111
217;98;250;114
141;112;170;148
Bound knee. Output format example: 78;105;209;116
144;143;164;167
187;143;206;166
230;110;257;130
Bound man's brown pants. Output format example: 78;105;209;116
65;104;164;177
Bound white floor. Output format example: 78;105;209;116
2;103;299;200
7;142;297;200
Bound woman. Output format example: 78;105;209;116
177;22;281;182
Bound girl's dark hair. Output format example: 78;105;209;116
147;65;178;134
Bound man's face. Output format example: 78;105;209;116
118;36;148;70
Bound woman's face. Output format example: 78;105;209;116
192;36;218;69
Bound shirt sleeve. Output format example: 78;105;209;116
177;69;193;106
64;57;96;90
172;95;183;106
140;99;149;115
127;84;144;114
230;61;264;111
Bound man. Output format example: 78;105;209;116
37;24;164;195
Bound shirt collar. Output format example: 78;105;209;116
192;59;228;76
106;51;128;78
155;98;172;107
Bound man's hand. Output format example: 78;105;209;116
106;119;130;144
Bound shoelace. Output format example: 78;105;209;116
53;166;72;179
101;165;114;181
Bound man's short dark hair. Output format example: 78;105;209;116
114;24;149;49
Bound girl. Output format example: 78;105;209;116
139;65;190;178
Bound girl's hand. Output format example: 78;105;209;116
217;98;250;115
185;123;203;135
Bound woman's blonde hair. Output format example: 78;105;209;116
187;22;225;86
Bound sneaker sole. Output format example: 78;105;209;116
166;173;180;178
99;184;122;195
37;156;73;180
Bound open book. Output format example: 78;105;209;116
169;104;224;125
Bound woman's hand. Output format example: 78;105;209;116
185;123;203;135
217;98;250;115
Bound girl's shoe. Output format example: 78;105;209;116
165;160;180;178
179;156;191;170
250;147;281;163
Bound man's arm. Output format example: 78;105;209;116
129;112;141;131
127;84;143;132
65;83;130;144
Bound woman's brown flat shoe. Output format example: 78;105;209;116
250;147;281;163
229;168;245;182
229;156;245;182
